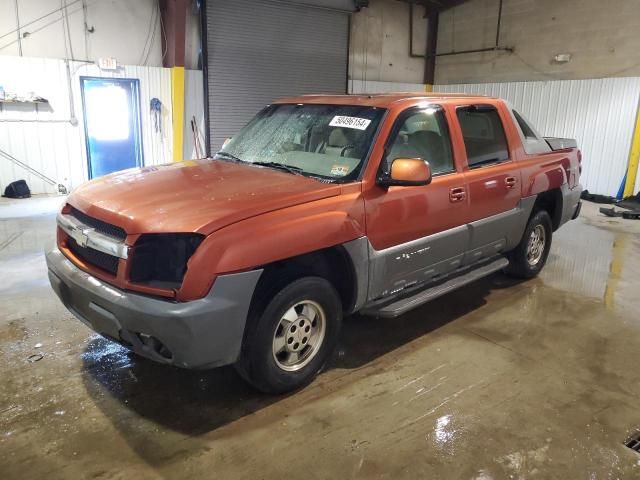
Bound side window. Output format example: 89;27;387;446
513;110;537;139
457;106;509;168
385;107;454;175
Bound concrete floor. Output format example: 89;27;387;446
2;197;640;479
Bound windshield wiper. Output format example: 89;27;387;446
215;154;304;176
252;161;304;175
214;151;244;163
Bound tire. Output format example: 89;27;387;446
235;276;342;394
506;209;553;279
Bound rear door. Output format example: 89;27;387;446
454;103;522;264
364;105;469;300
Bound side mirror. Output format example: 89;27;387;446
377;158;432;187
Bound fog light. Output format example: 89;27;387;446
136;333;173;360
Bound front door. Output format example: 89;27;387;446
364;105;469;300
454;104;522;264
80;77;144;179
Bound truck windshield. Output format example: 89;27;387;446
216;104;386;181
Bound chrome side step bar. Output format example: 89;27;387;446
362;256;509;318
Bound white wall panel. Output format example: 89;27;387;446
0;55;173;195
435;78;640;196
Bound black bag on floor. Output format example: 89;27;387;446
580;189;616;204
3;180;31;199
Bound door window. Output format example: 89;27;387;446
457;106;509;168
385;107;454;175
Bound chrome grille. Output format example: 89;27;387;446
69;207;127;241
57;212;129;260
67;236;119;275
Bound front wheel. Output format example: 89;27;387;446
506;210;553;279
235;276;342;394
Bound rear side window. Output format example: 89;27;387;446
457;106;509;168
513;110;537;139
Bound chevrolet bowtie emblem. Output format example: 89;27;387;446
71;227;92;248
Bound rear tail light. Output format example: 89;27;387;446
577;149;582;175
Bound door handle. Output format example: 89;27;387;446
505;176;517;188
449;187;466;202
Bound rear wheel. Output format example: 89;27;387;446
235;276;342;394
506;210;553;279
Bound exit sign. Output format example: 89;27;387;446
97;57;118;70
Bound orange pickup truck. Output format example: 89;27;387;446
47;93;582;393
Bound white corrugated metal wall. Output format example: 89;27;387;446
435;78;640;196
0;55;173;195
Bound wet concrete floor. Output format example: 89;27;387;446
2;197;640;479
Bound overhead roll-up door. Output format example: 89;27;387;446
204;0;352;152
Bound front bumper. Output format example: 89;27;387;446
46;247;262;369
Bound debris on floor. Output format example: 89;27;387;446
616;192;640;211
27;353;44;363
599;207;640;219
581;189;617;204
595;190;640;219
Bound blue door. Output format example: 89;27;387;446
80;77;144;178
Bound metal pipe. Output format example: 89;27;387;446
199;0;211;156
0;148;58;186
61;0;75;60
346;13;352;94
13;0;22;56
82;0;89;60
0;0;82;41
65;60;78;126
409;0;513;59
0;119;73;123
0;3;85;52
495;0;503;47
436;46;513;57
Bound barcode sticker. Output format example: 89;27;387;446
329;116;371;130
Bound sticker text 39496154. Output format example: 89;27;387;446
329;116;372;130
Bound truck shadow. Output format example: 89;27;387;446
81;273;524;464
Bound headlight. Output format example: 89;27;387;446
130;233;204;289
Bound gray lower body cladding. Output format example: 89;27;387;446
560;183;583;226
365;197;536;301
46;248;262;369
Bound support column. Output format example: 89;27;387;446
160;0;188;162
623;100;640;197
171;66;185;162
423;10;439;90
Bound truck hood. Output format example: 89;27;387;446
68;159;342;235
